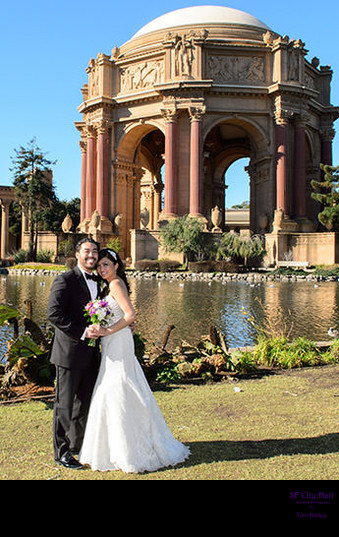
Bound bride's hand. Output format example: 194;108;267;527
87;324;101;338
97;326;109;336
91;324;109;337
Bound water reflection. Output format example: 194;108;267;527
1;273;338;361
131;278;339;350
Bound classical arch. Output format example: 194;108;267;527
202;117;272;231
114;124;165;252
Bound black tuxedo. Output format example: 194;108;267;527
48;265;100;370
47;265;100;460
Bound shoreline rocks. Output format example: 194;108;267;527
6;266;339;283
127;270;337;283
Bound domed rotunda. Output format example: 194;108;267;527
76;5;338;264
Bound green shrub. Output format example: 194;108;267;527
13;249;29;263
36;249;54;263
279;337;322;368
314;265;339;277
231;350;257;373
252;336;333;369
106;236;121;253
271;267;308;276
158;259;182;272
134;259;160;271
188;260;216;272
155;362;181;383
253;335;288;367
213;260;239;273
57;239;75;257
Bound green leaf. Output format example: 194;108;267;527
0;304;21;325
7;334;44;366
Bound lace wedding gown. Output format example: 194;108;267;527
79;295;190;473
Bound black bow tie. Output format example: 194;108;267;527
85;272;99;282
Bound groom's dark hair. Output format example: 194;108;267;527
75;237;99;252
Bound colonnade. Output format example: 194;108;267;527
80;121;110;223
275;114;334;225
161;106;205;219
0;187;15;259
161;110;334;226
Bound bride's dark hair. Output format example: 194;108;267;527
98;249;130;296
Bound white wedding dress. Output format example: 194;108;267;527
79;295;190;473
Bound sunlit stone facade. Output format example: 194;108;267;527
75;6;338;260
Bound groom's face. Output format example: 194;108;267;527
76;241;99;272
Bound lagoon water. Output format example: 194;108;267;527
1;272;338;361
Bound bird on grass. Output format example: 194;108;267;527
328;327;339;338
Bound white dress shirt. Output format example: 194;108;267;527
79;267;98;339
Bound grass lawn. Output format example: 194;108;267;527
1;364;339;481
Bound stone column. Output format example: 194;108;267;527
85;126;97;220
162;109;178;217
189;106;205;217
79;139;87;223
320;126;335;166
294;119;306;218
275;119;288;213
0;199;10;259
153;182;162;230
21;203;29;248
96;121;109;218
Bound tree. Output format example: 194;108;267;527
231;200;250;209
160;215;204;268
217;232;265;266
311;163;339;230
10;138;57;260
41;197;80;232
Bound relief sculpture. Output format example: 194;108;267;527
208;55;265;83
120;60;164;93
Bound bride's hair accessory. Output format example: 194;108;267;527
107;249;117;261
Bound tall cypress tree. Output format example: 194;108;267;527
10;138;56;260
311;163;339;231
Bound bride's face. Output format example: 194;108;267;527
97;256;118;282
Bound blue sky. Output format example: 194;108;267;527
1;0;338;207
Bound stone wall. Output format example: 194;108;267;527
265;231;339;266
130;229;184;267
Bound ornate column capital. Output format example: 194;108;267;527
320;126;336;142
274;108;294;126
93;119;111;136
294;111;308;128
79;140;87;153
85;123;97;138
161;107;179;123
273;96;294;126
188;105;206;122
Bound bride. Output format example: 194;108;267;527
79;248;190;473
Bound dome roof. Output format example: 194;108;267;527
131;5;271;39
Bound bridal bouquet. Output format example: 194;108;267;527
84;298;115;347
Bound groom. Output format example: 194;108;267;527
47;237;101;469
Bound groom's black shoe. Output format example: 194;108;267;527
56;452;84;470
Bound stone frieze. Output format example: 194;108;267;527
120;60;165;93
207;55;265;84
